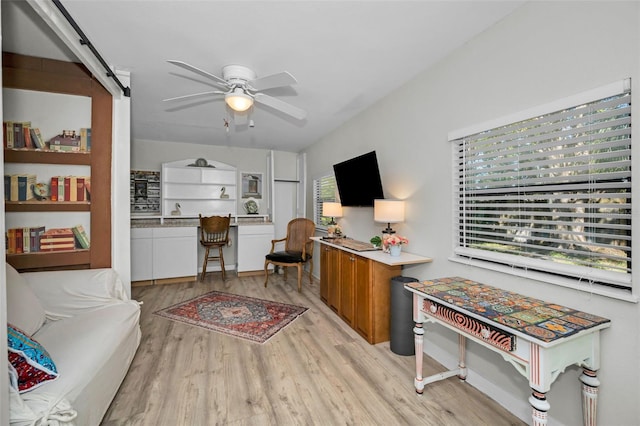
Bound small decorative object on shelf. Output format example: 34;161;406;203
243;197;259;214
383;234;408;256
31;182;49;201
220;186;229;199
171;202;182;216
187;158;215;168
47;130;81;152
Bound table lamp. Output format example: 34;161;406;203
374;199;405;234
323;202;343;225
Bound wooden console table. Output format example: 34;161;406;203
405;277;610;426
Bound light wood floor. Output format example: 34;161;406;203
101;272;526;426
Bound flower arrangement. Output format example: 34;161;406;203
383;234;409;247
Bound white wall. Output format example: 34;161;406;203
303;2;640;425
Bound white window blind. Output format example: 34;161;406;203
451;80;632;289
313;174;338;228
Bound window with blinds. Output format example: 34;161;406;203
313;174;338;228
451;80;632;290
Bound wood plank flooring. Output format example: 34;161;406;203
101;272;526;426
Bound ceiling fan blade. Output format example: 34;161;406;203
254;93;307;120
249;71;297;91
163;90;225;102
167;60;229;88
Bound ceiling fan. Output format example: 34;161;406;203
163;60;307;120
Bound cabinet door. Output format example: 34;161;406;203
237;224;274;272
324;246;340;312
131;234;153;281
354;256;372;341
152;227;197;280
339;251;356;326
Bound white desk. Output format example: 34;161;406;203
406;277;611;426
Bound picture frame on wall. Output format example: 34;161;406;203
130;170;161;214
241;172;262;199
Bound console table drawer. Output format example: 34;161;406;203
422;299;516;352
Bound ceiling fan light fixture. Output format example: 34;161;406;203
225;88;253;112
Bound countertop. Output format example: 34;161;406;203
312;236;432;266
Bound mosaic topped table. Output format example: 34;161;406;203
405;277;611;426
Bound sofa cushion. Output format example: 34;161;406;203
7;324;58;393
6;263;46;335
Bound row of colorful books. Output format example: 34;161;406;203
6;225;90;254
3;175;91;202
3;122;91;152
4;174;37;201
50;176;90;202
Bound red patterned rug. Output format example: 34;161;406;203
153;291;308;343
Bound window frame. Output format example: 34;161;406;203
313;173;338;230
449;79;635;301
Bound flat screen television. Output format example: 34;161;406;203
333;151;384;207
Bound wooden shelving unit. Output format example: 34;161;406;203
3;52;112;272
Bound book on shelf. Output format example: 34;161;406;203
57;176;65;201
41;228;74;238
40;242;76;251
17;174;36;201
3;121;14;148
29;128;45;149
8;175;18;202
29;226;45;252
80;128;91;152
13;122;23;148
6;228;16;254
39;228;76;252
50;177;58;201
71;224;90;249
14;228;23;254
76;177;85;201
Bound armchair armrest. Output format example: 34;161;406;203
21;268;133;320
269;237;287;253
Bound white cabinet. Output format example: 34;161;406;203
131;228;153;281
131;226;197;282
237;224;275;274
162;159;237;218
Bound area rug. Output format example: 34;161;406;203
153;291;308;343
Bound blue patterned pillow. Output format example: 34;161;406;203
7;324;58;393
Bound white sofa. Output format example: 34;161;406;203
7;265;141;425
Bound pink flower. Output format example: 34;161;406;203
383;234;408;246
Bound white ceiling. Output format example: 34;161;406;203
2;0;523;153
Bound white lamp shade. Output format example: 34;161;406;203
323;202;343;218
374;199;405;223
225;88;253;112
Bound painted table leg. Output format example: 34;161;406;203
529;390;550;426
580;368;600;426
414;322;425;394
458;334;467;381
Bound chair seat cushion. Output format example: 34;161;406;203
266;251;311;263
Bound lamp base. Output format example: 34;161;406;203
382;223;396;234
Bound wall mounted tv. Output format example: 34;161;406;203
333;151;384;207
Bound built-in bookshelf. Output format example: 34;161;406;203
161;159;237;219
3;52;112;271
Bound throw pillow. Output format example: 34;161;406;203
7;324;58;393
6;263;46;335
